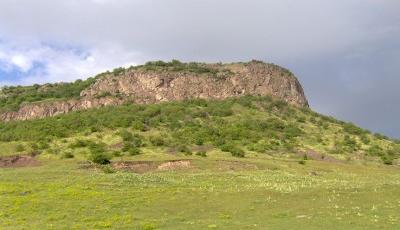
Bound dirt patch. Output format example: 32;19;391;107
112;160;192;173
112;161;157;173
157;160;191;171
297;150;341;163
0;155;39;168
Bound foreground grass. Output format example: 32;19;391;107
1;153;399;229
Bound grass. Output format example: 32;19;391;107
0;151;399;229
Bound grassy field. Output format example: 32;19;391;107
1;149;399;229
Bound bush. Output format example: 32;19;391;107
120;131;143;154
118;130;134;142
298;160;306;165
90;152;111;165
127;147;142;156
62;151;74;159
101;165;116;174
69;139;93;148
381;155;394;165
343;123;365;135
360;134;370;145
374;133;389;140
149;135;165;146
15;144;25;152
221;144;245;158
89;142;111;165
196;151;207;157
177;145;192;155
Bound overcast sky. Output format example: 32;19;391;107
0;0;399;138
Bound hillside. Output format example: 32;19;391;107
1;61;400;229
0;60;308;121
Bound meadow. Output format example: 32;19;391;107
0;151;399;229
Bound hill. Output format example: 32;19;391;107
0;60;399;229
0;60;307;121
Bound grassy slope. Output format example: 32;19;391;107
0;96;398;164
0;96;400;229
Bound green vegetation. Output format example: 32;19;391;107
0;96;399;229
0;78;97;112
132;59;222;75
0;96;398;164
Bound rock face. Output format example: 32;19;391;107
0;97;124;121
0;61;309;121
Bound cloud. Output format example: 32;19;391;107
0;0;399;137
0;40;140;85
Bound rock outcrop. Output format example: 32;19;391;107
0;61;309;121
0;97;124;121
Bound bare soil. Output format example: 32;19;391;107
0;155;39;168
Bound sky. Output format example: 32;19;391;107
0;0;399;138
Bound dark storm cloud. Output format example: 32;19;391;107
0;0;399;137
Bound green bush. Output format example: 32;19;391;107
62;151;74;159
101;165;116;174
177;145;192;155
196;151;207;157
149;135;166;146
15;144;25;152
220;144;245;158
127;147;142;156
88;142;111;165
298;160;306;165
69;139;93;148
381;155;394;165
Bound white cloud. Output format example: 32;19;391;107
0;40;140;85
11;55;32;72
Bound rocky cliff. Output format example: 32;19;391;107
0;61;309;121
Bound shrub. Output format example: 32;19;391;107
367;145;382;156
62;151;74;159
90;152;111;165
69;139;93;148
149;135;165;146
127;147;142;156
381;155;394;165
360;134;370;145
374;133;389;140
343;123;365;135
298;160;306;165
248;140;270;153
221;144;245;158
196;151;207;157
118;130;133;142
101;165;116;174
88;142;111;165
177;145;192;155
119;130;143;151
16;144;25;152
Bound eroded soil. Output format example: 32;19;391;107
0;155;39;168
